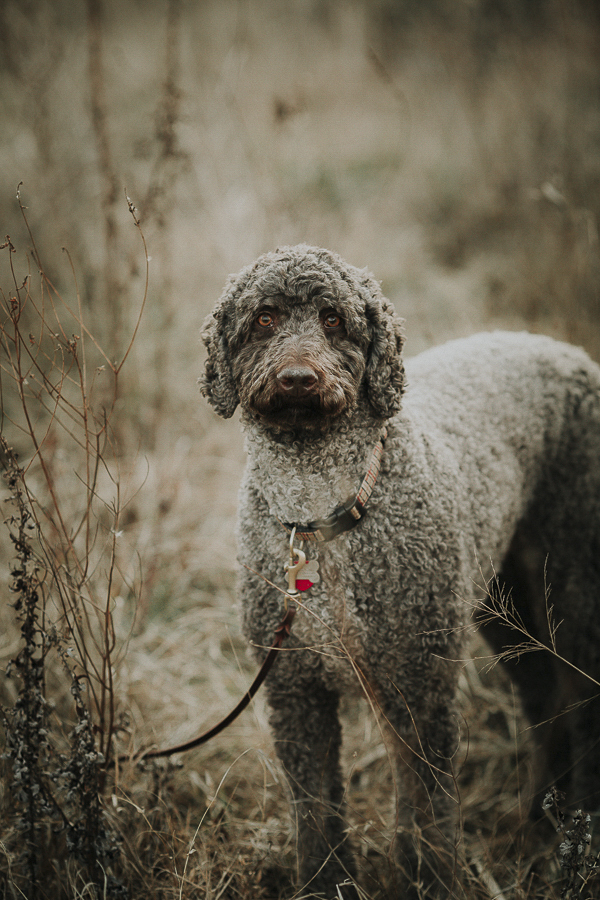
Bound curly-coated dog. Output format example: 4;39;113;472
201;244;600;899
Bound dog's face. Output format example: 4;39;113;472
200;245;406;432
229;289;370;430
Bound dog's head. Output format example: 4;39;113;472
200;245;405;431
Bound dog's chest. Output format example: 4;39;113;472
291;543;371;692
243;423;381;523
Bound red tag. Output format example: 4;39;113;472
295;578;313;591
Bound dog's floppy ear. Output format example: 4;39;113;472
360;275;406;419
199;282;239;419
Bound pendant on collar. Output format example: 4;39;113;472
281;426;388;544
285;529;320;594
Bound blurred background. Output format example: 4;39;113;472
3;0;600;568
1;1;600;897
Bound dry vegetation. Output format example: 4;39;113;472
1;0;600;897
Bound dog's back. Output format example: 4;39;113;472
405;330;600;578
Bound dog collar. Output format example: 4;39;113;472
280;427;387;543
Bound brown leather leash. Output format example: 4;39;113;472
119;604;295;763
118;428;387;765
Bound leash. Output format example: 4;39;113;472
118;427;388;763
118;603;296;763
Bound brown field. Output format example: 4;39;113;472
1;1;600;897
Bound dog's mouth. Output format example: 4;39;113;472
249;394;334;430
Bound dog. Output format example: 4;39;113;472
200;244;600;898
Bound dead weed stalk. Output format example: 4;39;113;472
0;189;147;898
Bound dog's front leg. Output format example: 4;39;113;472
375;674;463;900
266;677;358;898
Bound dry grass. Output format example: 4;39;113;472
1;0;599;897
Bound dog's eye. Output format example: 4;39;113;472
323;313;342;331
256;312;275;328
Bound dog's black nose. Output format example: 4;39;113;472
277;366;318;396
